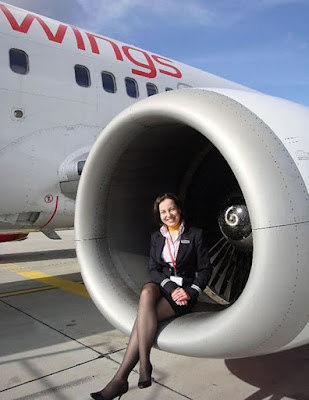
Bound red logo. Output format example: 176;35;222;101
44;194;53;203
0;4;182;79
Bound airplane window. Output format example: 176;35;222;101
74;65;91;87
77;160;86;176
9;49;29;74
125;77;139;98
102;71;116;93
146;83;158;97
165;87;173;91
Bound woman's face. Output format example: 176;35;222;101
159;198;181;227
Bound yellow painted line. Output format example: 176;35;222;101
1;263;90;298
17;271;90;298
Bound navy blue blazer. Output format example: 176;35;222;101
149;225;213;301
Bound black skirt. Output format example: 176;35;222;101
159;286;196;317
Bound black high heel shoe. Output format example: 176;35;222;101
90;381;128;400
138;363;153;389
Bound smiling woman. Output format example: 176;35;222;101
150;193;212;313
89;192;212;400
156;194;182;228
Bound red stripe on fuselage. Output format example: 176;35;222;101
40;195;59;229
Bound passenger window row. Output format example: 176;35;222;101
9;48;173;98
74;64;172;98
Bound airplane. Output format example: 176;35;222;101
1;2;309;359
0;1;249;243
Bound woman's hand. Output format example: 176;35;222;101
171;288;191;306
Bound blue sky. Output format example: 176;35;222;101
4;0;309;106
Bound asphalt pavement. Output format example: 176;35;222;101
0;230;307;400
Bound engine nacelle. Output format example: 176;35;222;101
75;89;309;358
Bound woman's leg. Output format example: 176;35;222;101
92;321;139;399
93;283;175;397
137;284;175;382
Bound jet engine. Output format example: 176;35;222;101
75;88;309;358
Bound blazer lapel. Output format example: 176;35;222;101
156;234;165;262
176;228;192;266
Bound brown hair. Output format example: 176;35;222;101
153;193;184;226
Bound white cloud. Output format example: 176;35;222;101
73;0;217;37
2;0;308;38
73;0;308;37
2;0;217;37
2;0;85;25
4;0;307;35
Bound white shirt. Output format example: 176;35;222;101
160;221;185;271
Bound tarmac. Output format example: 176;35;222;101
0;230;308;400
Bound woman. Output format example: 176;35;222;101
90;193;212;400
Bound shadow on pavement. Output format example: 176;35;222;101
225;344;309;400
0;248;76;263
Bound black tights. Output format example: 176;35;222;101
97;283;175;397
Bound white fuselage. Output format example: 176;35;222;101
0;2;249;236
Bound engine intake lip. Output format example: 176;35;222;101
75;89;309;358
